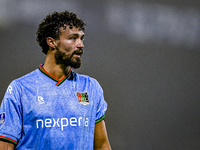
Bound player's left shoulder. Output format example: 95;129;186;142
75;72;99;85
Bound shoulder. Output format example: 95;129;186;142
11;69;39;87
3;69;39;100
74;72;101;87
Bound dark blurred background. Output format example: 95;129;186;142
0;0;200;149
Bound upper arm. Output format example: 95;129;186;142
94;120;111;150
0;81;21;145
0;140;14;150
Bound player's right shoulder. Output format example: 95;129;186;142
4;69;39;99
7;69;39;90
14;69;39;84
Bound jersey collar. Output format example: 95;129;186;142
39;64;71;86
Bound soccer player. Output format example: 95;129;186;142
0;10;111;150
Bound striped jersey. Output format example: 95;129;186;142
0;64;107;149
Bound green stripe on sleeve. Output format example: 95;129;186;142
95;114;105;123
0;136;17;145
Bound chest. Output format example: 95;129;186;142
21;82;95;122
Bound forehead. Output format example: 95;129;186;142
59;25;84;37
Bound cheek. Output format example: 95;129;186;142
57;46;71;54
62;43;74;52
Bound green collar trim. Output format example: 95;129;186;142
39;64;71;86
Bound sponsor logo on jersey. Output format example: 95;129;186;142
38;96;44;104
36;116;89;131
0;112;5;126
76;92;90;105
7;86;13;94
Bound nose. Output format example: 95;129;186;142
77;38;84;48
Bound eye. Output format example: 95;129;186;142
81;36;85;41
70;36;76;40
81;38;84;41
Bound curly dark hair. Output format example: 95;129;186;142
36;10;86;54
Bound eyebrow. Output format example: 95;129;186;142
69;33;85;38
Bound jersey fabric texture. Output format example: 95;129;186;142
0;64;107;150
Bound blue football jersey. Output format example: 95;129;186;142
0;64;107;150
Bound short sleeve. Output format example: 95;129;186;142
0;81;22;145
95;82;107;123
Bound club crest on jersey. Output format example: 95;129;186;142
0;113;5;126
76;92;90;105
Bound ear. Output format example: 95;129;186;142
46;37;56;49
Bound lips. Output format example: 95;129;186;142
73;50;83;57
74;54;81;57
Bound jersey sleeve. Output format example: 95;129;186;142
94;81;107;123
0;81;23;145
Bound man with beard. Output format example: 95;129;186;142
0;10;111;150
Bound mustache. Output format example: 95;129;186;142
72;48;83;55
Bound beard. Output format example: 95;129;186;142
55;48;83;69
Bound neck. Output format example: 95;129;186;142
43;51;71;80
